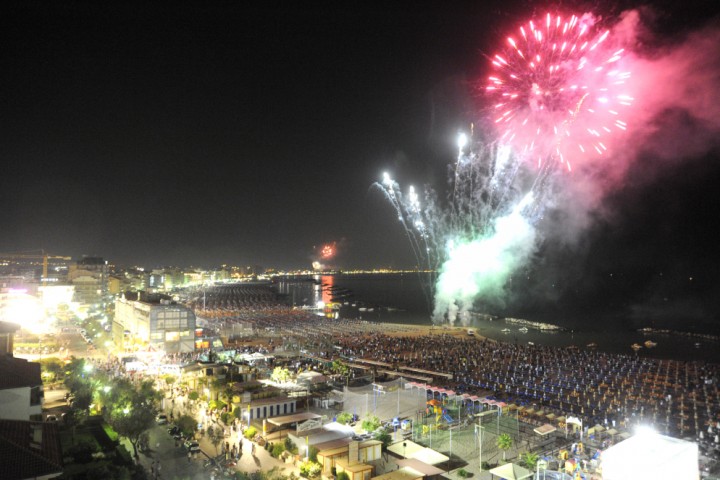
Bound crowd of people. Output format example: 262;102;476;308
182;284;720;447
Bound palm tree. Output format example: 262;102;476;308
497;433;513;461
520;451;539;470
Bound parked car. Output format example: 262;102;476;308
184;440;201;453
168;425;179;435
156;414;168;425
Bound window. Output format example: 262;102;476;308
30;386;42;406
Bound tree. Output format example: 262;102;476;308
207;425;224;455
497;433;513;461
336;412;353;425
520;451;539;470
104;379;159;458
176;414;198;438
271;366;291;383
37;357;64;384
162;374;176;389
308;445;319;462
361;414;381;433
373;430;392;451
331;360;349;377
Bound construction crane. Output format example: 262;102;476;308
0;250;73;285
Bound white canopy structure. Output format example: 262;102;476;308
601;431;698;480
488;463;533;479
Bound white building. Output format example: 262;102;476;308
0;355;43;421
114;292;196;353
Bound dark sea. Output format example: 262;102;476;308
276;273;720;364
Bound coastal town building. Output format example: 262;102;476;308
0;354;44;421
113;291;196;353
68;256;108;310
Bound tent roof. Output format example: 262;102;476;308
396;458;446;476
489;462;533;479
534;423;557;436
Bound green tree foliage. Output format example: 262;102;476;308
373;430;392;450
497;433;513;461
104;379;159;458
520;451;539;470
176;414;198;438
336;472;350;480
284;437;298;454
207;425;224;455
336;412;353;425
66;440;99;463
162;374;176;388
272;443;285;458
37;357;64;384
244;426;258;440
361;414;381;433
308;445;319;462
220;411;232;425
298;459;321;478
188;391;200;401
331;360;349;377
271;367;291;383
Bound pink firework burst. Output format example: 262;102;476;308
486;13;633;171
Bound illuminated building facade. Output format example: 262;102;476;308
113;292;196;353
68;256;108;308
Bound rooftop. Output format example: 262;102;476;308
0;356;41;390
0;420;63;480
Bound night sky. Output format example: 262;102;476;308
2;1;720;327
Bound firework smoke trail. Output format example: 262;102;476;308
374;135;542;319
373;173;441;308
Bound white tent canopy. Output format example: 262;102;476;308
601;431;698;479
488;463;533;479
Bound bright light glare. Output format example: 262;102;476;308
457;132;468;150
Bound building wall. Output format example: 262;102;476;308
247;400;296;420
0;386;42;421
114;296;195;353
